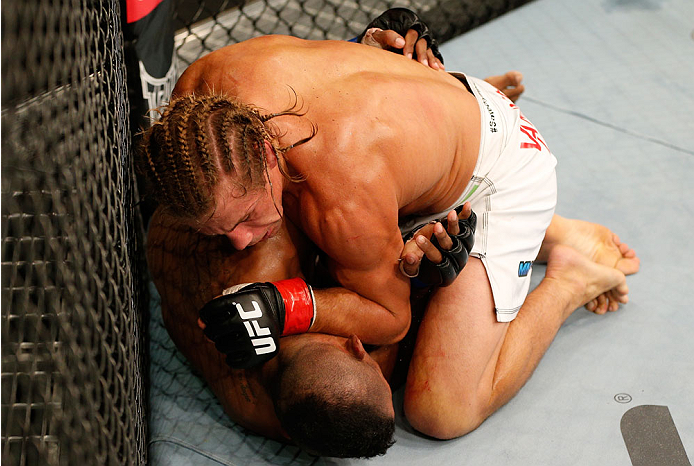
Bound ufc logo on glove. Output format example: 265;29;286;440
233;300;277;355
199;278;316;369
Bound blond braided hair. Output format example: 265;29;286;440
137;93;314;219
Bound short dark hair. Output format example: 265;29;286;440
276;391;395;458
271;342;395;458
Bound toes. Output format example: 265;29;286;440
594;294;608;314
617;256;640;276
611;234;640;275
585;299;597;312
607;285;629;304
617;239;637;258
508;70;523;85
619;243;637;259
608;299;620;312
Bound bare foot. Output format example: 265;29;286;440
539;215;640;276
484;71;524;102
545;244;628;317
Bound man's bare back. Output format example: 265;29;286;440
175;36;481;220
173;35;483;344
140;34;639;451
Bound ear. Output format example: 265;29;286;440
263;140;278;169
345;334;367;361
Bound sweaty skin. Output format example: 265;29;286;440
152;35;638;440
147;212;399;439
174;35;482;345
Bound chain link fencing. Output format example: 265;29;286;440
173;0;531;68
1;0;148;465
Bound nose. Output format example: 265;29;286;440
225;227;254;250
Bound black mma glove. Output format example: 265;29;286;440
199;278;315;369
406;207;476;288
356;7;444;64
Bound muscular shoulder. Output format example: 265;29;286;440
296;176;401;272
173;35;309;98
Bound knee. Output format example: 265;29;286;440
403;383;486;440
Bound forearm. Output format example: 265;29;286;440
311;286;411;345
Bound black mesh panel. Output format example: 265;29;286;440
1;0;148;465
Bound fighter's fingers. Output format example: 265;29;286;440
370;29;405;50
433;222;453;250
446;210;459;236
428;49;445;70
402;229;429;258
400;234;426;276
197;318;217;344
458;201;473;220
403;29;419;59
415;234;443;263
415;38;429;67
400;253;422;278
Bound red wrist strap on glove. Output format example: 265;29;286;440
273;278;316;335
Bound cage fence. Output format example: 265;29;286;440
2;0;147;465
2;0;530;465
172;0;531;68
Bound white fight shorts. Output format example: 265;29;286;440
399;74;558;322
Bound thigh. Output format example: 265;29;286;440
404;257;509;417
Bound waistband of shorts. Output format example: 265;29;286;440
398;74;511;237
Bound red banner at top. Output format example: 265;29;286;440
127;0;164;23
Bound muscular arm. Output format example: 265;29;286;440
147;208;310;439
171;38;474;348
298;176;413;345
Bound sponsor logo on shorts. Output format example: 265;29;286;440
518;261;532;277
473;82;497;133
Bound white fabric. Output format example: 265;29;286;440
399;74;558;321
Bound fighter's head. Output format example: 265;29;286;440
272;334;396;458
138;93;313;249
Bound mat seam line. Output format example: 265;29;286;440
523;96;694;156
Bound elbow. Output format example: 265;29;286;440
386;308;411;344
367;308;410;345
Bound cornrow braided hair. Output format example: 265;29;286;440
137;93;315;220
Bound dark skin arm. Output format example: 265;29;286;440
147;208;308;439
147;208;399;438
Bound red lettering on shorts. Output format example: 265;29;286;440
492;89;549;152
519;114;548;151
495;89;519;110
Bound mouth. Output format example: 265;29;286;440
266;221;282;239
249;222;281;246
258;225;276;243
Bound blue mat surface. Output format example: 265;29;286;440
149;0;694;463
